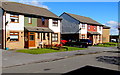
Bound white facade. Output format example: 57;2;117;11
49;19;60;32
5;13;24;31
97;26;103;34
79;23;87;34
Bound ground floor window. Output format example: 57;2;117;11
82;34;85;39
52;33;58;42
10;32;19;41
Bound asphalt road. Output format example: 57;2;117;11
2;50;119;73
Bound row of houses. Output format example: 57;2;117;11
0;2;111;50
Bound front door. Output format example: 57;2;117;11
28;32;35;47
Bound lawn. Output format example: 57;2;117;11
94;42;117;47
16;46;86;54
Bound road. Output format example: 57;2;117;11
2;48;119;74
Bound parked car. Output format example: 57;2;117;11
65;39;92;48
79;39;92;46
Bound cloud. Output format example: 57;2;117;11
106;21;118;25
105;20;118;35
18;0;49;9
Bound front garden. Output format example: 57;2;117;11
16;46;86;54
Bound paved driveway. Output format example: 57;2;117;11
2;47;119;68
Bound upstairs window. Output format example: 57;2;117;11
82;24;85;29
41;17;45;25
52;19;58;27
94;26;96;30
88;25;90;29
99;26;102;31
28;17;32;24
10;32;19;41
10;14;19;23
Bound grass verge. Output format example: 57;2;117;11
16;46;86;54
94;42;117;47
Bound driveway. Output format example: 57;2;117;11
2;46;119;68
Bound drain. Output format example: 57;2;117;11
44;68;52;71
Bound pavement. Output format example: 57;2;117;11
2;46;119;68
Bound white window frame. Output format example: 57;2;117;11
52;19;58;27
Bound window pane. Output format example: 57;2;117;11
30;35;34;40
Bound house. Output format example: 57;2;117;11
60;12;103;45
102;25;110;43
0;1;61;49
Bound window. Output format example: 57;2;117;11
94;26;96;30
10;14;19;23
41;17;45;25
52;19;58;26
81;34;85;39
52;33;58;41
99;26;102;31
28;17;32;24
30;35;34;40
88;25;90;29
82;24;85;29
43;33;46;40
10;32;19;41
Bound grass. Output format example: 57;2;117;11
94;42;117;47
16;46;86;54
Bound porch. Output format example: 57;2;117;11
24;27;53;48
87;31;102;45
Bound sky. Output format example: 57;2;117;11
2;0;119;35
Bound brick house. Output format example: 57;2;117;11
102;26;110;43
0;2;61;49
60;12;104;45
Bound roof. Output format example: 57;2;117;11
0;1;61;19
25;27;53;33
88;31;100;35
103;25;111;29
62;12;103;26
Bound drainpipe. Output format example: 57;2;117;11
4;12;8;50
51;32;52;48
5;12;6;50
2;9;4;49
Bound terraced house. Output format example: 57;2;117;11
0;2;61;49
60;12;104;45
